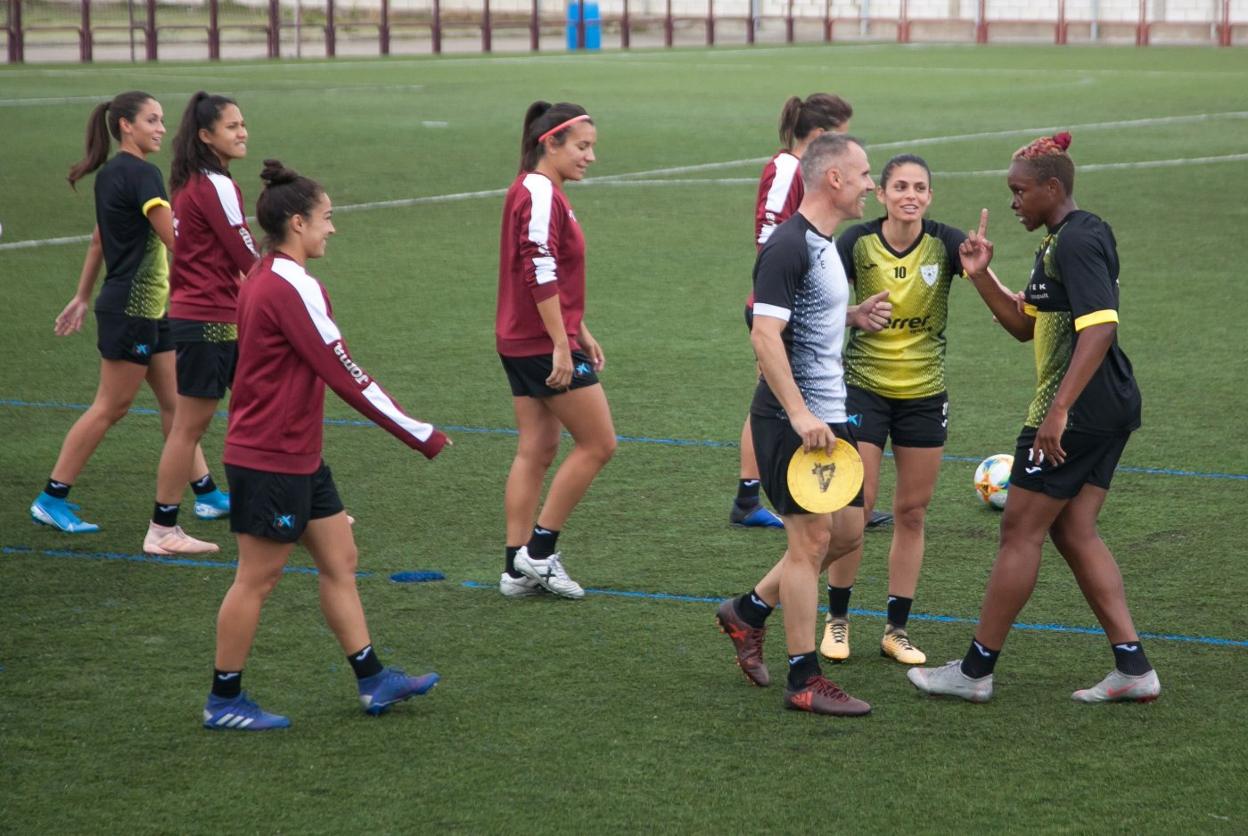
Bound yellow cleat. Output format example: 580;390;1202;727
820;616;850;661
880;629;927;665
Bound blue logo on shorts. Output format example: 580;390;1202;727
575;362;591;376
133;343;151;357
273;513;296;530
847;413;862;427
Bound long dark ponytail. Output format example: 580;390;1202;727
67;91;155;189
519;101;592;172
777;93;853;151
170;91;238;194
255;159;324;252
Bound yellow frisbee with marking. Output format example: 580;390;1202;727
786;440;864;514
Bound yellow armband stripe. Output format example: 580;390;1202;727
142;197;171;217
1074;309;1119;332
1023;303;1038;318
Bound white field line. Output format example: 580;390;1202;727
3;118;1245;252
0;84;424;107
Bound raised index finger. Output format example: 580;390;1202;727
977;208;989;238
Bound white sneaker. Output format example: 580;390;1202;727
499;572;544;598
513;547;584;599
144;524;219;556
1072;668;1160;703
907;660;994;703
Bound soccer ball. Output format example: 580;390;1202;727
974;454;1013;510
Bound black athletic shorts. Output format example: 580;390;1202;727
225;460;345;543
500;350;600;398
96;312;173;365
1009;427;1130;500
751;409;865;516
845;385;948;448
171;319;238;399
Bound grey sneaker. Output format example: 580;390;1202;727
499;572;544;599
907;660;994;703
514;547;584;599
1072;669;1160;704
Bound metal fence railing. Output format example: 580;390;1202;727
4;0;1245;62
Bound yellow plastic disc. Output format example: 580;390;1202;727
786;439;864;514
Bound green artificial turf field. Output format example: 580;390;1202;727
1;43;1246;833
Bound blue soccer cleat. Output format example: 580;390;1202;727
730;503;784;528
202;692;291;731
358;667;440;716
30;493;100;533
194;488;231;520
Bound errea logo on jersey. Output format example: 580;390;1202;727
887;315;931;331
333;342;370;385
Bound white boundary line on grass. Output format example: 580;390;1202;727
0;83;426;107
3;113;1246;252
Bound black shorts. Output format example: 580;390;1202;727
225;460;345;543
751;410;865;516
170;319;238;399
1009;428;1130;500
500;350;600;398
845;386;948;448
95;312;173;365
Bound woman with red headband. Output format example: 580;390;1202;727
495;101;615;601
907;133;1160;704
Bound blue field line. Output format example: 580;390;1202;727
4;396;1247;481
460;580;1248;649
2;545;371;577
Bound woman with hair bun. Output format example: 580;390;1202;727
496;100;615;601
907;133;1160;705
143;92;258;556
730;93;854;530
202;160;449;731
29;91;223;541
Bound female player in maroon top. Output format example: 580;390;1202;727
202;160;449;731
731;94;853;530
496;101;615;600
28;91;221;537
144;92;258;556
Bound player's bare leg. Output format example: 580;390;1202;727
820;441;883;659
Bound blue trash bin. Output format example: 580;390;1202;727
566;3;601;50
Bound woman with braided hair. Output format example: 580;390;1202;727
907;132;1160;704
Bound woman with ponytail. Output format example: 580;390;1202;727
30;92;222;541
143;92;257;556
203;160;449;731
496;100;614;600
908;133;1159;705
730;93;854;530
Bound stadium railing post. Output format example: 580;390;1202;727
268;0;280;57
325;0;336;57
785;0;794;43
822;0;831;42
8;0;22;62
975;0;987;43
208;0;220;59
1135;0;1148;45
379;0;389;54
145;0;156;59
664;0;672;47
1220;0;1231;45
80;0;92;61
528;0;538;50
432;0;442;53
706;0;713;45
622;0;630;47
483;0;492;52
1056;0;1066;44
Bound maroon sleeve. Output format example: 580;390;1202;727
273;275;448;459
197;176;259;274
514;176;562;304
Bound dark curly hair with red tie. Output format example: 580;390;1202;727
1012;132;1075;195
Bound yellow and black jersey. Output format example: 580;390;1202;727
93;153;171;320
837;218;964;399
1023;210;1141;434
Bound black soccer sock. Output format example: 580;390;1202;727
190;473;218;496
786;652;822;689
44;479;71;500
152;501;179;528
526;525;560;559
886;595;913;630
827;585;853;619
735;479;761;508
1111;639;1153;676
347;644;384;680
960;639;1000;679
734;588;774;629
211;669;243;700
505;546;522;578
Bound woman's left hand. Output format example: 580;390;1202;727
1033;405;1068;468
579;325;605;371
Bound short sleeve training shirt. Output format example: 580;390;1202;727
1023;210;1141;434
750;213;851;424
93;153;171;319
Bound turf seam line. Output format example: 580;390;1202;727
2;396;1245;481
458;581;1248;649
1;545;370;577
